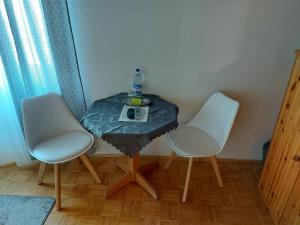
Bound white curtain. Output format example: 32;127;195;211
0;57;32;166
0;0;63;166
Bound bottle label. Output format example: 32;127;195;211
133;84;142;89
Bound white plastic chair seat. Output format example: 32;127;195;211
32;131;93;164
167;126;221;158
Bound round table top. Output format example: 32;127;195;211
81;93;178;157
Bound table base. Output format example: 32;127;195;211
106;154;159;199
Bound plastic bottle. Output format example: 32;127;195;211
132;68;143;96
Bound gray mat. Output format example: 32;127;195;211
0;195;55;225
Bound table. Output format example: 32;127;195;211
81;93;178;199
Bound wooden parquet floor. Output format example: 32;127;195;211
0;156;274;225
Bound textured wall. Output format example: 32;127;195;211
68;0;300;159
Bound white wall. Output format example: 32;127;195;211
67;0;300;159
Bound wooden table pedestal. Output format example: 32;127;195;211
106;153;159;199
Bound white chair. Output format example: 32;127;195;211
22;93;101;210
164;92;239;202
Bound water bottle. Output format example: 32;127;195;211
132;68;143;96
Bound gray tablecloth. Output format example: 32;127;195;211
81;93;178;157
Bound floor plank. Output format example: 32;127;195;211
0;157;273;225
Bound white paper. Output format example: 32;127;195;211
119;105;149;122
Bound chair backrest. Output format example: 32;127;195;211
22;93;85;152
187;92;239;149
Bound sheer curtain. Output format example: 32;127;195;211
0;0;61;166
0;58;31;165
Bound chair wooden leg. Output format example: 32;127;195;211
164;152;176;170
210;156;224;188
79;154;101;184
37;162;46;185
54;164;61;210
182;157;193;202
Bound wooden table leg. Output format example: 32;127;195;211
116;164;128;173
129;155;140;181
136;172;158;199
106;153;159;199
138;161;159;174
106;172;131;198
